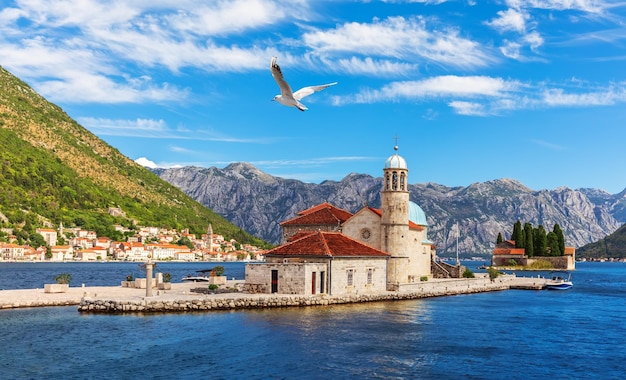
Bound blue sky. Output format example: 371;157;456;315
1;0;625;194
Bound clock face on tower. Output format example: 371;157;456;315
361;228;371;240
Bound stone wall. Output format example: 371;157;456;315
78;275;529;314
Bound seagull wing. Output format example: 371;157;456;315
270;57;295;100
293;82;338;101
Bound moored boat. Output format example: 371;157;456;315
182;269;213;282
545;271;573;290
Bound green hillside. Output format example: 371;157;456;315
0;65;268;248
577;223;626;259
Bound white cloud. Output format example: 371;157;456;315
302;16;494;68
335;75;518;104
542;87;626;106
507;0;606;14
448;101;487;115
329;57;418;76
135;157;158;168
76;117;278;143
486;8;528;33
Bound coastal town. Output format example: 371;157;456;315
0;222;265;262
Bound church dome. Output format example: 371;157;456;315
384;146;407;169
409;201;428;226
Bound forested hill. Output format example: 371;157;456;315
577;224;626;259
0;65;266;247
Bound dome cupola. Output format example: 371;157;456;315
384;145;407;169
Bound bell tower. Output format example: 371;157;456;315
381;144;410;290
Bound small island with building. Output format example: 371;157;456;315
492;221;575;270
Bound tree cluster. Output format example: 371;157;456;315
497;221;566;257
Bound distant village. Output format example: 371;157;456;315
0;223;265;262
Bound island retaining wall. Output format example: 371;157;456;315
77;276;531;314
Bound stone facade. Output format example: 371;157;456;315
245;254;388;296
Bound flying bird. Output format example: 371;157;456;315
270;56;337;111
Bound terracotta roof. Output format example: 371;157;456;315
564;247;575;255
266;231;390;258
286;230;316;242
297;202;352;217
493;248;525;255
281;204;353;226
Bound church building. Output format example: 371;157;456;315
245;145;452;296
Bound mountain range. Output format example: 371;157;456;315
153;163;626;257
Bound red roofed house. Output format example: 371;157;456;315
491;240;526;266
246;145;449;296
245;231;389;295
492;240;575;270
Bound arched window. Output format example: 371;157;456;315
400;172;405;190
385;172;390;190
392;171;398;190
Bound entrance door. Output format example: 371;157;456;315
311;272;316;295
320;271;325;294
271;270;278;293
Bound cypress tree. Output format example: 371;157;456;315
512;220;523;248
496;232;503;245
534;225;547;256
553;224;565;256
547;231;560;256
524;223;534;257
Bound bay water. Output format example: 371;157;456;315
1;261;625;379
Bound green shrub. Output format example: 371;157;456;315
507;259;518;267
420;276;428;282
54;273;72;284
162;272;172;282
208;284;219;290
487;267;500;282
463;268;475;278
212;266;225;276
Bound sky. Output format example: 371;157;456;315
1;0;625;194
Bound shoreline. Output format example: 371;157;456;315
0;274;548;313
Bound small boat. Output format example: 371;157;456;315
545;271;573;290
182;269;213;282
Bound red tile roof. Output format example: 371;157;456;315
286;230;316;242
493;248;525;255
281;203;353;226
266;231;390;258
297;202;352;217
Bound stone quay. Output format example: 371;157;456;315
0;274;548;313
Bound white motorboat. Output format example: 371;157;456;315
545;271;573;290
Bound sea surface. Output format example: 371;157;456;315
1;261;625;379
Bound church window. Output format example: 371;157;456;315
367;268;373;285
347;269;354;286
392;171;398;190
385;173;390;190
400;172;405;190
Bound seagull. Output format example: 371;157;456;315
270;56;337;111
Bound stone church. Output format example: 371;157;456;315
245;145;458;296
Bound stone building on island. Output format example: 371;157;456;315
245;145;463;296
492;239;576;270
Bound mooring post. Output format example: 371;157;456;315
145;260;154;297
